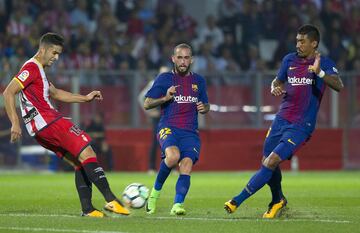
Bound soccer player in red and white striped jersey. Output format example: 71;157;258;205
3;32;129;217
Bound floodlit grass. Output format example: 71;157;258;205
0;171;359;233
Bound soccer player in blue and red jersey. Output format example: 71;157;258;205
224;24;344;218
144;43;209;215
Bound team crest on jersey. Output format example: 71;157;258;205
192;84;198;92
18;70;29;81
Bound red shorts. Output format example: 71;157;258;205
35;118;91;158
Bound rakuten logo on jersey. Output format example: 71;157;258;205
174;95;198;103
287;76;315;86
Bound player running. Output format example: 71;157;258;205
2;32;130;217
144;43;209;215
224;24;344;218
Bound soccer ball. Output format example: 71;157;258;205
122;183;150;209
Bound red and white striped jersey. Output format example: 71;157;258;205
14;58;62;136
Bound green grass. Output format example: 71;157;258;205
0;171;359;233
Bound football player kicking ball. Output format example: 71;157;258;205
3;32;129;217
224;24;344;218
144;43;209;215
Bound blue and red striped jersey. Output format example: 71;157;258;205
276;52;338;132
145;71;208;131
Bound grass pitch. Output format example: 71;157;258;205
0;171;359;233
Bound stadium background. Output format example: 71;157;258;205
0;0;359;171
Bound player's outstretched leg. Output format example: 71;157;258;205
146;160;172;214
224;165;274;214
264;166;287;218
75;167;106;217
80;153;130;216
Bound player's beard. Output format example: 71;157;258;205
175;64;191;76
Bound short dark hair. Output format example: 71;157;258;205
39;32;64;47
297;24;320;47
173;43;192;56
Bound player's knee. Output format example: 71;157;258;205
179;158;193;174
78;146;97;163
164;147;180;167
262;153;281;170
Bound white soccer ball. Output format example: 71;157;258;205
122;183;149;209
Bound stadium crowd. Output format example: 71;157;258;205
0;0;359;85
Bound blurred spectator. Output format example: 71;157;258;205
85;112;113;171
217;0;240;35
194;15;224;53
0;0;358;79
0;108;17;166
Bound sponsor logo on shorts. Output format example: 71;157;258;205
81;135;88;142
287;138;296;145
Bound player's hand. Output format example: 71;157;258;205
10;123;22;143
164;85;179;101
271;86;286;96
308;51;321;74
86;91;103;102
196;101;207;113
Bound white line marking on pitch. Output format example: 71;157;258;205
0;213;351;224
147;216;351;224
0;227;127;233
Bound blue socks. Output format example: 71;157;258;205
233;165;273;206
174;174;190;203
267;166;283;203
154;160;172;191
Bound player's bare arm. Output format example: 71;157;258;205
271;78;286;96
196;102;210;114
308;51;344;92
2;79;22;143
49;83;103;103
144;85;179;110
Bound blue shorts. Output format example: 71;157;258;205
263;116;311;160
157;126;200;164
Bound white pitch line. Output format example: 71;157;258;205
147;216;351;224
0;213;77;218
0;213;351;224
0;226;127;233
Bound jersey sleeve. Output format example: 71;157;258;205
198;76;209;104
145;74;167;99
277;54;290;82
321;56;339;76
14;63;39;89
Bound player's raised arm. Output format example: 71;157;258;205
270;78;286;96
144;85;179;110
308;52;344;92
49;83;103;103
3;79;23;143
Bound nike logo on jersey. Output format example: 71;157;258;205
287;138;296;146
289;66;297;70
193;148;199;154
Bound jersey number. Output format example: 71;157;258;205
158;127;172;140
